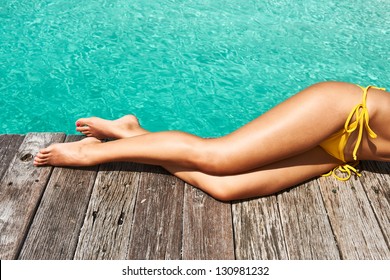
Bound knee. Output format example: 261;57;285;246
207;185;237;202
195;174;275;201
191;140;233;176
199;157;230;176
197;178;240;202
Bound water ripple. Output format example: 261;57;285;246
1;0;389;135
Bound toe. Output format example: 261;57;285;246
34;157;48;166
34;153;48;165
38;147;52;155
76;120;82;127
76;118;90;127
76;126;90;133
36;152;49;159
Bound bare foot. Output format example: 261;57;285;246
75;115;147;139
34;137;101;167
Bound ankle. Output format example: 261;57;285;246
79;141;102;166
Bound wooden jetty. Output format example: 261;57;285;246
0;133;389;260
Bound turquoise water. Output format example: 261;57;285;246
1;0;389;136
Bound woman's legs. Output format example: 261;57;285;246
74;113;342;199
34;112;342;201
34;81;362;175
163;147;340;201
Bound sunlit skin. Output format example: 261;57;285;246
34;82;390;201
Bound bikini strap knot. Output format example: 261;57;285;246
322;162;361;181
323;85;386;182
343;85;384;160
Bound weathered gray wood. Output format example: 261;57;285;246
127;166;185;260
19;136;98;259
233;195;288;260
318;174;390;259
74;162;140;260
0;135;24;181
182;185;234;260
278;181;340;259
359;161;390;248
2;133;390;261
0;133;65;259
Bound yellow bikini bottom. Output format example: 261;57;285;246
319;85;386;181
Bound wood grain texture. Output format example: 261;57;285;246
182;185;234;260
359;161;390;249
318;173;390;259
232;196;288;260
0;133;65;259
74;162;141;260
19;135;98;259
0;135;24;181
127;165;185;260
278;181;340;260
1;134;390;260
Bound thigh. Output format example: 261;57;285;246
193;147;342;201
205;82;363;174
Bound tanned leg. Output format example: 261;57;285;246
34;113;341;201
34;81;363;176
163;147;341;201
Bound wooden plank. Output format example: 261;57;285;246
232;196;288;260
359;161;390;247
127;165;185;260
74;162;140;260
19;136;98;259
0;135;25;181
278;181;340;260
0;133;65;259
182;185;234;260
318;173;390;259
